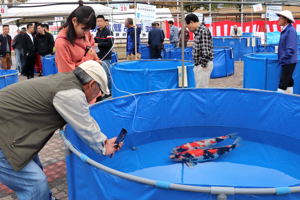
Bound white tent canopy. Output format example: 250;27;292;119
2;0;112;25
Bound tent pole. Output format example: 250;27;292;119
264;0;267;53
134;0;137;60
181;0;185;89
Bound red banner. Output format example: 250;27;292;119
165;20;300;38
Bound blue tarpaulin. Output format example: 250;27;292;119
64;88;300;200
266;31;281;44
42;55;58;76
0;70;18;89
111;60;195;97
163;47;234;78
244;53;300;94
213;36;260;61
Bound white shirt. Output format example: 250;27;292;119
282;24;289;31
26;32;34;43
53;89;107;155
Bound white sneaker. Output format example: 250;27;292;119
277;88;287;94
286;87;293;94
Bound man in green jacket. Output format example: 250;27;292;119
0;60;123;200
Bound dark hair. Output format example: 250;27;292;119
3;25;9;28
152;22;156;27
97;15;105;20
105;19;109;22
168;20;173;25
27;23;33;29
41;24;49;30
283;16;292;23
126;18;133;25
156;23;159;26
36;23;43;28
185;14;199;25
61;0;96;46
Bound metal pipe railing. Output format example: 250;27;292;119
59;128;300;200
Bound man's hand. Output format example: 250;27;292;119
147;44;149;47
104;137;124;158
94;43;98;47
96;60;102;64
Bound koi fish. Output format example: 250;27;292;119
169;137;242;168
171;133;238;154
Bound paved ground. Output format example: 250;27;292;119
0;58;244;200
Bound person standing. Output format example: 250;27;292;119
147;22;164;59
105;19;109;29
156;23;165;50
125;18;141;60
168;21;179;48
35;23;55;75
12;29;24;73
230;25;242;37
185;14;214;88
178;25;190;48
22;23;37;79
0;60;122;200
55;1;101;73
94;15;114;94
0;25;12;70
276;10;298;94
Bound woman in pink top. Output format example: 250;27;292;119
55;1;101;73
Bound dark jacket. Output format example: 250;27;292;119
148;27;164;46
12;34;23;50
178;29;190;43
278;23;298;65
126;26;141;55
94;26;114;60
35;32;54;56
0;34;11;57
22;33;36;55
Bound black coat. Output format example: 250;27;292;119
94;27;114;60
22;33;36;55
35;32;54;56
0;34;12;57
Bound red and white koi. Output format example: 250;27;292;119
171;133;238;154
169;137;243;168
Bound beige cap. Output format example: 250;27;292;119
276;10;295;23
78;60;110;95
233;25;237;29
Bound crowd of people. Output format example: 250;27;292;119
0;0;297;198
0;23;55;79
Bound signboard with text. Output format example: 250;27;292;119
54;16;63;21
253;4;263;12
267;6;282;21
136;4;156;21
118;4;129;12
0;5;8;14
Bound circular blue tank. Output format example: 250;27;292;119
244;53;300;94
0;70;18;89
164;47;234;78
64;88;300;200
111;60;195;97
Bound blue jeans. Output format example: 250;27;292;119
15;48;24;72
0;149;54;200
101;59;112;92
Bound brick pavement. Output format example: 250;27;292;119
0;59;244;200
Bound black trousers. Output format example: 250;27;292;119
279;63;296;90
179;42;187;48
150;45;162;59
22;53;37;79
